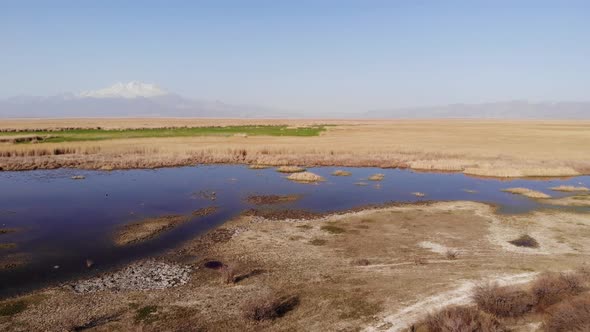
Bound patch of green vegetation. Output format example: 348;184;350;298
0;300;27;317
309;238;327;246
320;225;346;234
135;305;159;323
3;125;326;143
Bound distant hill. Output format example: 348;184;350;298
2;83;589;119
365;101;590;119
0;81;298;118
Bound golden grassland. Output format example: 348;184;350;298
1;118;590;177
3;201;590;331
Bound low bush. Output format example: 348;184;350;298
473;283;535;317
420;306;507;332
544;295;590;332
531;272;584;310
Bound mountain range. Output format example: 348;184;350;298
1;82;589;119
0;82;297;118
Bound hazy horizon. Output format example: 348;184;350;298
2;1;589;113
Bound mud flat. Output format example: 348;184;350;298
114;215;190;246
246;194;301;205
3;201;590;331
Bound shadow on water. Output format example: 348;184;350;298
0;165;588;297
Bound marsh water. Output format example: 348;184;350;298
1;165;589;297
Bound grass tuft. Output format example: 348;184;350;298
0;300;27;317
309;238;327;246
135;305;159;323
320;225;346;234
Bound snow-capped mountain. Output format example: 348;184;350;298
0;82;297;118
78;81;168;99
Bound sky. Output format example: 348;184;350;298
1;0;589;113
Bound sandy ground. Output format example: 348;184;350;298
1;201;590;331
1;119;590;177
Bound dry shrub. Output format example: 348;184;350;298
544;294;590;332
352;258;371;266
242;294;299;321
420;306;507;332
220;265;235;284
445;249;459;260
508;234;539;248
531;272;585;310
473;283;535;317
413;256;427;266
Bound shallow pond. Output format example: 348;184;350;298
0;165;589;297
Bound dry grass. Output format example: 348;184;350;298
368;173;385;181
332;169;352;176
286;171;324;183
248;164;270;169
502;188;551;199
550;185;590;192
276;166;306;173
1;119;589;177
242;293;299;321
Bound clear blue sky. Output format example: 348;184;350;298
1;0;589;112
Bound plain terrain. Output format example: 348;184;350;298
0;118;589;177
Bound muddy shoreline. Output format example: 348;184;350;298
1;158;588;179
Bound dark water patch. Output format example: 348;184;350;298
0;165;589;297
203;260;224;270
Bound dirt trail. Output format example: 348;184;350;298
364;272;537;332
